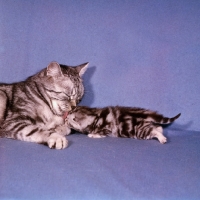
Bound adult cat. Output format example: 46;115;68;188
0;61;88;149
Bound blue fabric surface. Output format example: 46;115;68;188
0;1;200;199
1;130;200;200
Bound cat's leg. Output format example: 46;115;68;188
47;132;68;149
55;123;71;136
23;130;68;149
0;90;7;124
26;129;69;149
47;124;71;149
25;130;69;149
4;123;69;149
151;126;167;144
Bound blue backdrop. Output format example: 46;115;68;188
1;1;200;200
0;0;199;132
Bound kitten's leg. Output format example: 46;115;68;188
0;90;7;124
151;126;167;144
88;129;112;138
88;133;106;138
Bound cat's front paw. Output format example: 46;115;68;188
47;135;68;149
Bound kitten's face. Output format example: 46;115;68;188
38;62;88;115
66;110;95;132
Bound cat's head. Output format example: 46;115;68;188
34;61;88;116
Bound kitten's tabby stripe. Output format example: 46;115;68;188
66;106;180;144
141;123;152;139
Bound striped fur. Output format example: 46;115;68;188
66;106;181;144
0;62;88;149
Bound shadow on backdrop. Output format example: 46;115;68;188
79;66;96;106
164;120;193;132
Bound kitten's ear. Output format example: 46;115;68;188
76;62;89;77
46;62;63;77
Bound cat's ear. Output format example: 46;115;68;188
76;62;89;77
46;62;63;77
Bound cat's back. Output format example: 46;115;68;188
0;80;32;101
0;79;64;129
0;82;15;99
0;82;14;90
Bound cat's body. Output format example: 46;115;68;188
0;62;88;149
66;106;181;144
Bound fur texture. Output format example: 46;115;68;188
0;61;88;149
66;106;181;144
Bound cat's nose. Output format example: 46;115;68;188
71;105;76;110
70;100;76;110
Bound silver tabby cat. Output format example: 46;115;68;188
0;61;88;149
66;106;181;144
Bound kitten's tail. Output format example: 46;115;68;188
152;113;181;124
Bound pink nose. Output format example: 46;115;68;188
70;100;76;110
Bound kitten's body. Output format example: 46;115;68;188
66;106;181;144
0;62;88;149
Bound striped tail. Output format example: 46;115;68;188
152;113;181;124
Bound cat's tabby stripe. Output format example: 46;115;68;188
26;128;39;136
0;62;88;149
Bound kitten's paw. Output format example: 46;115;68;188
88;133;106;138
47;135;68;149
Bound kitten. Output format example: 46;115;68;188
0;61;88;149
66;106;181;144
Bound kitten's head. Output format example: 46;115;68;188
66;107;95;132
34;62;88;115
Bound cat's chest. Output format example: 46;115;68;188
36;104;64;128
